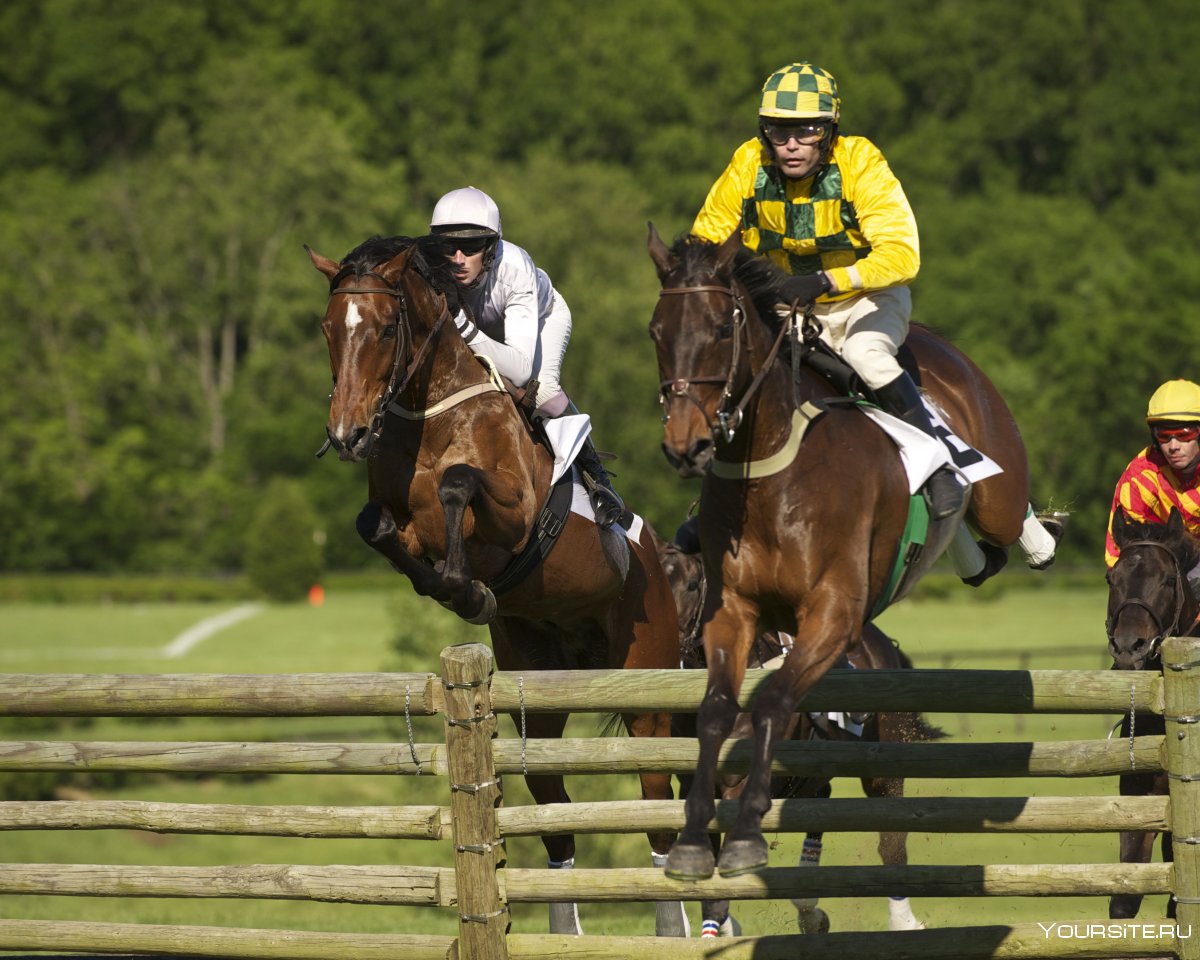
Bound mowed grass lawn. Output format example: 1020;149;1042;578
0;580;1174;938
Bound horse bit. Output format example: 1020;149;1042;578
656;284;816;443
316;266;449;458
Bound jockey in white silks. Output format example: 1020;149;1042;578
430;185;628;528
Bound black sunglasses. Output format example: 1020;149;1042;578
440;236;490;256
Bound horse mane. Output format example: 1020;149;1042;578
1120;514;1200;569
340;234;462;305
666;234;789;332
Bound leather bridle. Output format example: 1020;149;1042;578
320;265;452;458
656;283;795;443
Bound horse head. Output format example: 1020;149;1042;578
308;236;456;462
647;225;756;477
1106;509;1200;670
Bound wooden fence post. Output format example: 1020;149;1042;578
1163;635;1200;960
440;642;508;960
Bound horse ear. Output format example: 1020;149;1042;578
375;245;417;286
1166;508;1185;539
647;222;678;280
306;244;340;280
713;229;742;279
1112;508;1132;548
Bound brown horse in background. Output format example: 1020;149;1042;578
1105;510;1198;920
646;228;1035;879
656;527;945;935
309;234;688;936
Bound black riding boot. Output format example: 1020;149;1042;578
575;436;631;529
873;372;965;522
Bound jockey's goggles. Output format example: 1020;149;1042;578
439;236;490;256
1152;424;1200;444
763;121;830;146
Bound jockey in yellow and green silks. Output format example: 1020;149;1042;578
693;62;1061;572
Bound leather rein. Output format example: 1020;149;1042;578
318;266;453;458
657;283;806;443
1106;538;1199;659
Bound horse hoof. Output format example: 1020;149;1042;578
798;907;831;934
355;502;394;544
717;836;769;877
463;581;497;625
663;841;715;880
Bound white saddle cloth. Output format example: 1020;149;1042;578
861;400;1003;494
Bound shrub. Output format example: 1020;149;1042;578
243;478;324;601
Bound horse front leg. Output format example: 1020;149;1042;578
436;463;527;625
1109;738;1165;919
665;596;757;880
718;601;856;877
355;501;449;600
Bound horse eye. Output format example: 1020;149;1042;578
717;322;734;339
380;324;397;341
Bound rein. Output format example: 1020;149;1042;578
1106;538;1196;659
657;284;795;443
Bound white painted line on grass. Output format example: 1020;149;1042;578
0;602;268;663
161;602;266;658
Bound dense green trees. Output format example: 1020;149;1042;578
2;0;1196;574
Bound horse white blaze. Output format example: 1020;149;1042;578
332;303;372;443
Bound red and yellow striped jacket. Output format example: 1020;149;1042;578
1105;446;1200;566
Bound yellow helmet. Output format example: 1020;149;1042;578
759;62;840;122
1146;379;1200;424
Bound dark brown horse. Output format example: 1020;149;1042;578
1105;509;1199;920
646;228;1036;879
308;234;687;935
656;527;944;935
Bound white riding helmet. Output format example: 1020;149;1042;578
429;186;502;239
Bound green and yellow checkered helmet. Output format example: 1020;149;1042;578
759;62;840;122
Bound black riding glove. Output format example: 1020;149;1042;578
778;271;832;305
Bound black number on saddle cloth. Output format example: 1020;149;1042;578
925;405;985;470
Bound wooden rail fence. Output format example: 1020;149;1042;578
0;637;1196;959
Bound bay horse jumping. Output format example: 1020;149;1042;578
308;234;688;936
646;228;1036;879
1105;509;1199;920
656;526;944;935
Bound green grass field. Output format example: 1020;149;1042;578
0;582;1173;939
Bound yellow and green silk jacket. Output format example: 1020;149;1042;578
692;135;919;301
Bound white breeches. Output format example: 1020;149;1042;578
810;285;911;390
534;291;572;415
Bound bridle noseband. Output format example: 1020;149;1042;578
321;265;452;458
1106;538;1191;661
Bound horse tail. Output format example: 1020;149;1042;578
895;711;948;742
597;712;625;739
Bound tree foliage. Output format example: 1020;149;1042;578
2;0;1197;573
